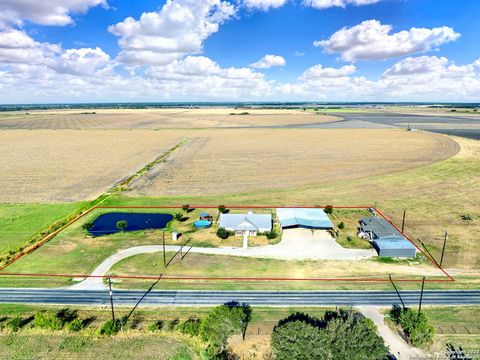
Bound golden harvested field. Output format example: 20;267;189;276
129;128;459;197
0;108;336;129
0;130;184;203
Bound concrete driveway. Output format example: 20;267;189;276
69;228;375;289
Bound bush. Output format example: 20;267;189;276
147;320;164;332
177;317;201;336
218;205;227;214
324;205;333;214
98;319;121;336
461;214;473;221
338;222;345;230
67;318;83;332
174;212;183;221
346;235;353;242
6;316;22;332
216;227;231;239
34;311;64;330
166;318;179;331
389;306;435;346
116;220;128;232
266;230;277;240
182;204;190;212
82;222;94;231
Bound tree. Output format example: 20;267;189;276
324;205;333;214
174;212;183;221
116;220;128;232
182;204;190;212
218;205;227;214
271;310;388;360
271;320;329;360
390;306;434;346
216;227;230;239
266;229;278;240
338;221;345;230
199;303;251;357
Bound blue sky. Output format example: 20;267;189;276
1;0;479;102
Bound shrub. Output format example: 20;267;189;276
324;205;333;214
6;316;22;332
98;319;121;336
216;227;230;239
389;306;435;346
174;213;183;221
147;320;164;332
67;318;83;332
266;230;278;240
338;222;345;230
182;204;190;212
116;220;128;232
166;318;179;331
82;222;94;231
218;205;227;214
346;235;353;242
461;214;473;221
34;311;64;330
177;317;201;336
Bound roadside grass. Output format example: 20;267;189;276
0;203;84;257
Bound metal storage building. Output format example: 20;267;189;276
359;216;417;258
277;208;333;229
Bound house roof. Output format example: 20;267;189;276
360;216;403;239
219;213;272;231
276;208;333;228
374;237;416;250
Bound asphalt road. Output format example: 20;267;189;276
0;289;479;307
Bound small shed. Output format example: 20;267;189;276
199;212;213;221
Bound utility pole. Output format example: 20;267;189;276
401;209;406;233
418;276;426;315
108;274;115;322
162;230;166;268
440;228;448;267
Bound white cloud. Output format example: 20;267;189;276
279;57;480;101
314;20;460;61
304;0;381;9
243;0;288;11
0;29;60;64
108;0;236;66
51;47;111;75
0;0;107;27
250;54;286;69
299;64;355;80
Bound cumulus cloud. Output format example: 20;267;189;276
279;57;480;101
51;47;111;75
243;0;288;10
314;20;460;61
108;0;236;66
304;0;381;9
250;54;286;69
0;0;107;27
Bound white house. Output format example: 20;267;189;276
219;212;272;236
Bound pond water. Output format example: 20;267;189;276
88;212;173;236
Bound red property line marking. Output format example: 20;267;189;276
0;204;454;283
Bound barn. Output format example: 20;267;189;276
276;208;333;229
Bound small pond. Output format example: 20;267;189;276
88;212;174;236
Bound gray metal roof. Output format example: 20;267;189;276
374;237;416;250
359;216;403;239
219;213;272;231
277;208;333;228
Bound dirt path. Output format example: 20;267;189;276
357;306;427;360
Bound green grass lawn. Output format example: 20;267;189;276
0;203;84;256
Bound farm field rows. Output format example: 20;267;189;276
0;130;184;203
0;108;336;129
128;128;458;197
